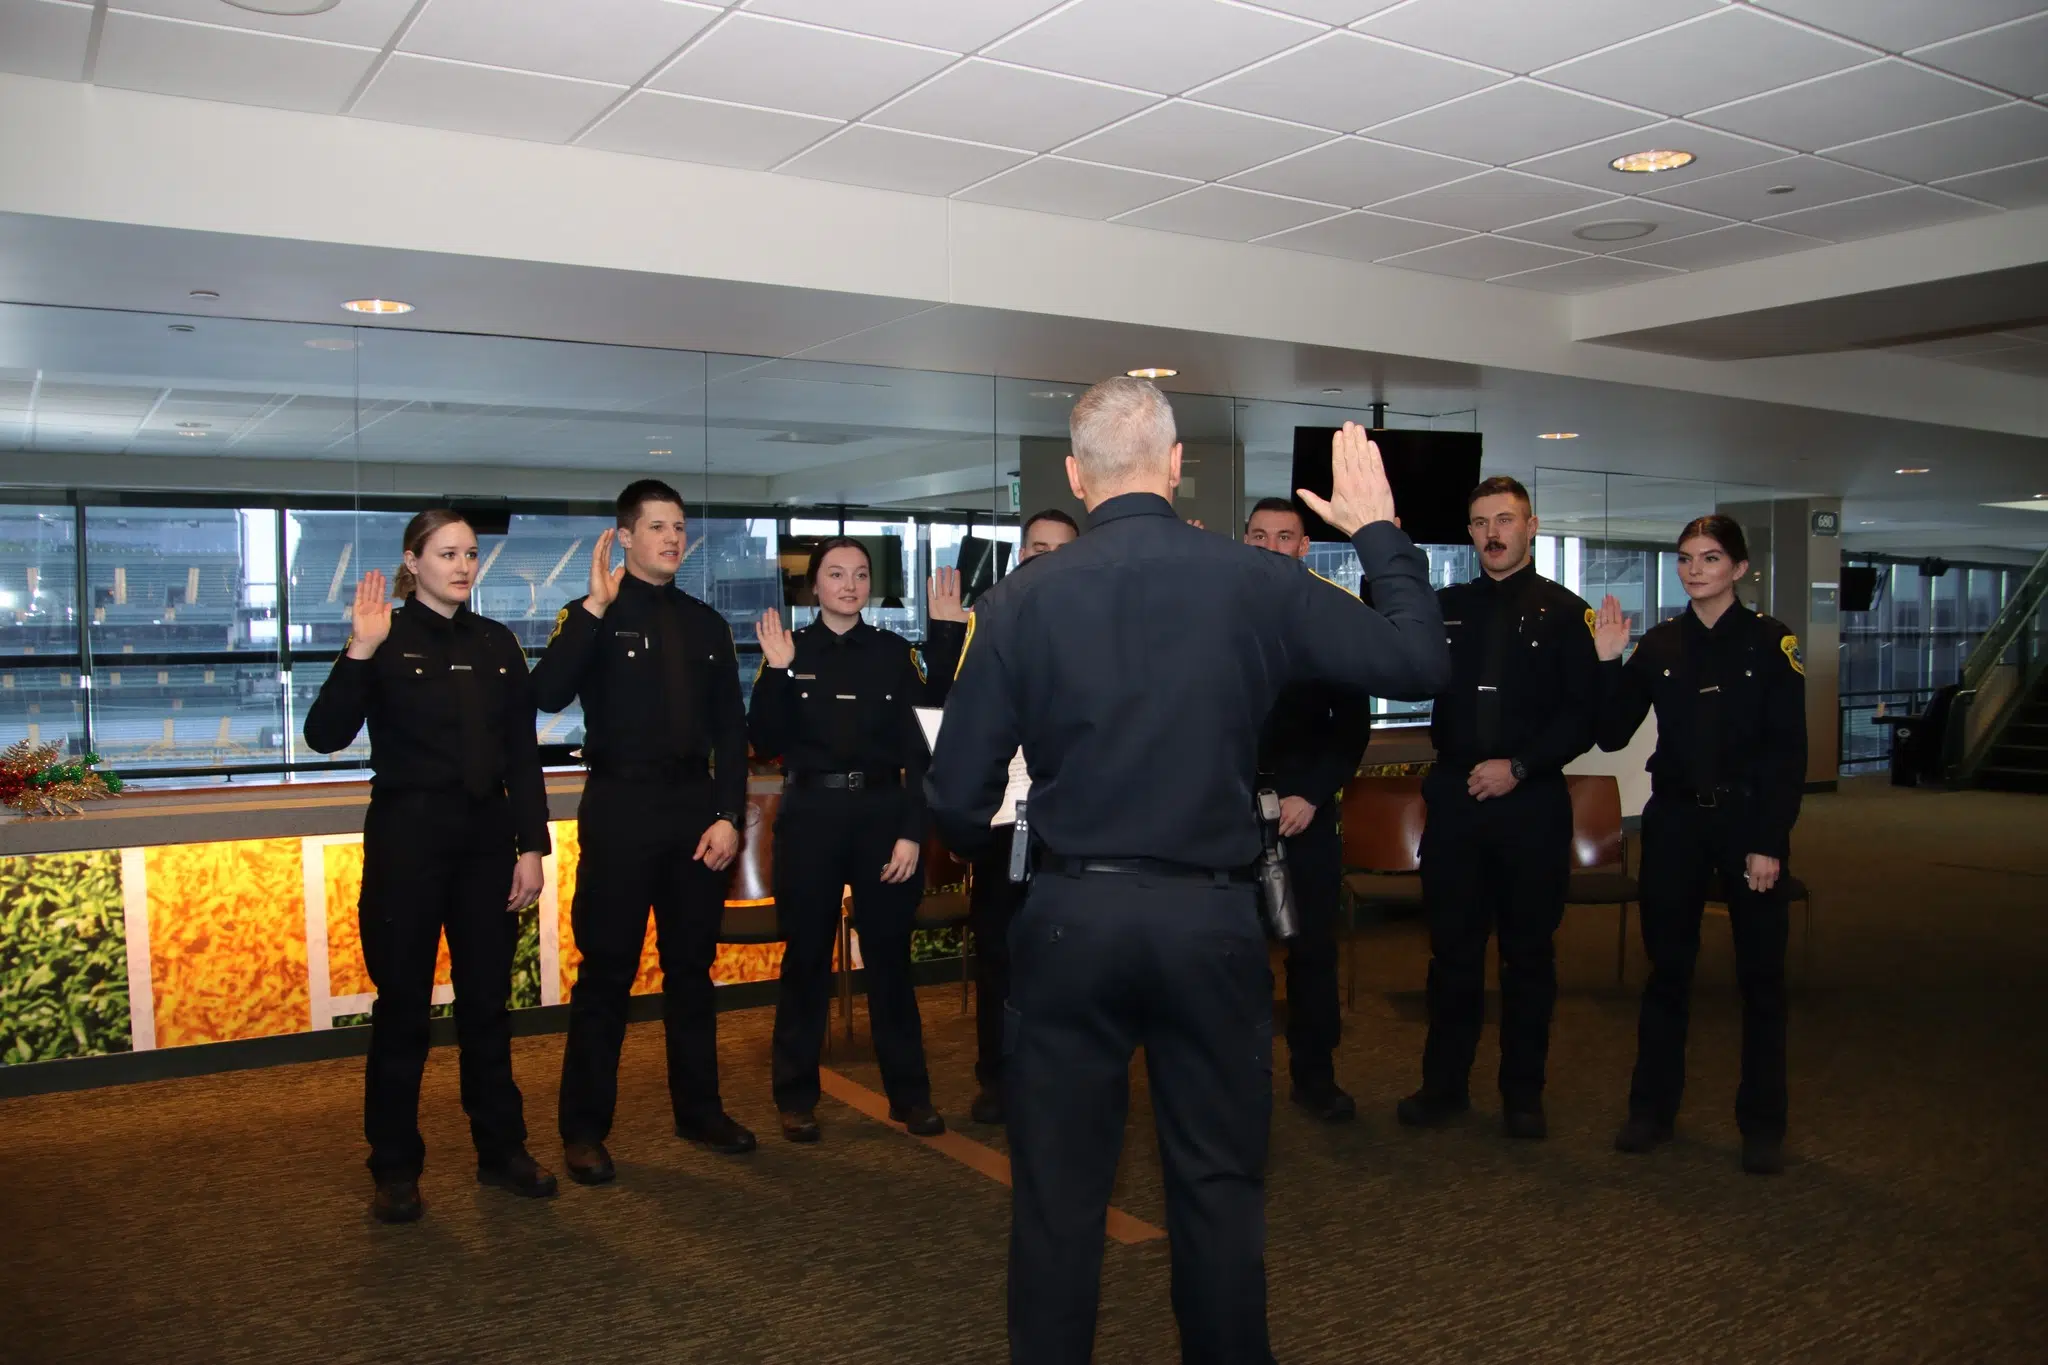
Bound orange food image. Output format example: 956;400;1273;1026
146;838;308;1048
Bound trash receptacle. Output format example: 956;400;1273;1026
1874;715;1917;787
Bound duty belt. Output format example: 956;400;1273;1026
1038;853;1257;886
786;769;902;791
1660;781;1749;808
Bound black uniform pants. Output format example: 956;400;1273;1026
1281;805;1343;1090
558;775;728;1143
1007;869;1275;1365
771;786;930;1113
1631;795;1790;1140
358;788;527;1179
970;845;1024;1090
1418;771;1573;1107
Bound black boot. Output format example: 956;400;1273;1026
1395;1089;1470;1128
1741;1135;1785;1175
780;1110;822;1144
1614;1115;1675;1154
1502;1102;1548;1140
890;1102;946;1136
969;1088;1005;1126
370;1177;423;1224
677;1111;758;1155
1290;1080;1358;1123
562;1140;616;1185
478;1150;559;1198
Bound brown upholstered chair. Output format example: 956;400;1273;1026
719;790;782;947
915;830;975;1011
1337;775;1428;1006
1561;774;1639;984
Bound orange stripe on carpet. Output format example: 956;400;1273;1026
817;1066;1166;1246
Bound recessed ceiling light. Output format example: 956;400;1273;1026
1896;467;1929;475
1028;390;1076;400
1126;367;1177;379
649;449;672;456
221;0;339;15
1610;149;1694;174
1859;520;1876;525
1573;219;1659;242
175;422;210;430
342;298;414;315
177;431;205;438
1538;432;1579;440
1766;185;1796;195
304;338;356;351
168;323;195;333
1983;498;2048;512
187;289;220;300
1320;387;1343;394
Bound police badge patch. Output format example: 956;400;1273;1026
955;610;977;680
548;606;570;644
1780;633;1804;676
1584;607;1596;635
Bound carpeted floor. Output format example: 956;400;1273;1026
3;778;2045;1364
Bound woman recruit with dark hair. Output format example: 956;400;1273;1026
750;536;945;1143
304;508;557;1222
1592;514;1806;1175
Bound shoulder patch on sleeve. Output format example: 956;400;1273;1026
954;610;978;680
547;606;570;644
1780;633;1803;676
1306;565;1359;599
1585;607;1596;635
909;644;927;685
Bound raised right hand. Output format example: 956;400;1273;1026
928;566;969;624
1593;594;1631;662
1297;422;1395;536
582;528;626;619
346;569;392;659
758;608;796;670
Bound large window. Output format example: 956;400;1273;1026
0;503;84;756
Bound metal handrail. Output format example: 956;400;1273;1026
1959;546;2048;691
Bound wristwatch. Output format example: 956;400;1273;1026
1508;758;1529;782
714;810;744;829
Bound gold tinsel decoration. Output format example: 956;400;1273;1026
0;739;124;818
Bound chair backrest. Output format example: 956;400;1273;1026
727;790;779;904
1564;773;1624;871
924;829;970;893
1339;775;1427;873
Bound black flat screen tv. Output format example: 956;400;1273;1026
1290;427;1483;545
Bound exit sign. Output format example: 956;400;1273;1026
1811;510;1840;536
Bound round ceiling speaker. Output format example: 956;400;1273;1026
220;0;341;16
1572;220;1659;242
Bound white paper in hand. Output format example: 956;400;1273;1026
916;706;1029;828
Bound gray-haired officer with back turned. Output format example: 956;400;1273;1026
927;377;1451;1365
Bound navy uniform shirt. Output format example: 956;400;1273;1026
1431;562;1599;776
1259;673;1372;812
304;600;551;855
747;619;937;843
1596;601;1806;858
927;493;1452;869
530;572;748;818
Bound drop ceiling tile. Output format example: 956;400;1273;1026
743;0;1066;52
1643;154;1906;217
987;0;1320;95
1369;169;1614;231
1758;185;2000;240
1260;0;1408;19
1378;234;1585;279
955;156;1198;217
1355;0;1719;76
1749;0;2047;53
1194;32;1501;133
651;13;953;120
779;125;1030;195
1695;59;2004;152
1227;136;1484;205
1540;7;1868;115
581;90;842;168
1258;211;1469;261
1115;184;1341;240
1935;155;2048;208
1913;13;2048;98
1500;199;1731;253
1063;101;1331;181
868;59;1157;151
353;53;624;142
1512;120;1793;191
95;11;377;115
1827;102;2048;181
1613;221;1824;268
1492;255;1687;293
109;0;417;48
1887;333;2039;358
1367;79;1657;164
399;0;720;86
1952;346;2048;376
0;1;91;82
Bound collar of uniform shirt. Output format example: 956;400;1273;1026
1086;491;1176;528
809;617;874;644
1682;601;1749;636
1476;560;1539;592
617;571;673;601
398;599;474;632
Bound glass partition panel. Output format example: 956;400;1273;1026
0;503;77;658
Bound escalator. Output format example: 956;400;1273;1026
1944;545;2048;792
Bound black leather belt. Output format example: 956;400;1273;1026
786;769;901;791
1039;853;1256;886
1660;782;1747;808
589;757;710;783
